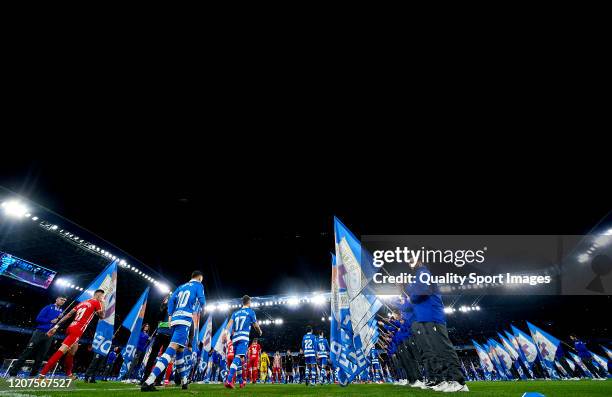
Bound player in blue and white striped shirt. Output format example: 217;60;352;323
142;271;205;392
301;326;318;386
317;331;330;384
223;295;262;389
370;347;383;383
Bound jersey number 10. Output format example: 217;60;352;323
177;291;191;308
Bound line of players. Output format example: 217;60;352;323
27;270;390;389
203;340;391;385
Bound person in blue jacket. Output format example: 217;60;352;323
407;261;467;392
8;295;67;377
124;323;151;380
570;334;602;377
102;346;120;381
394;296;424;387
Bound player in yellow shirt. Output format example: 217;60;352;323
259;351;270;382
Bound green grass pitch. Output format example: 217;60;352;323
0;379;610;397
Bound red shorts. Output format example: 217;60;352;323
62;325;83;347
227;354;234;366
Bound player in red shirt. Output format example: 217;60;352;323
226;339;236;383
39;289;105;379
247;339;261;383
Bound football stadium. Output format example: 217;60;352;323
0;165;611;397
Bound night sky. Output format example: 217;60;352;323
1;158;610;303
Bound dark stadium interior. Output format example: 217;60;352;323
0;161;610;382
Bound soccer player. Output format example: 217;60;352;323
301;326;317;386
226;338;235;383
222;295;262;389
370;347;384;383
259;350;270;382
39;289;105;379
246;338;261;383
317;331;330;384
141;271;205;392
272;351;282;383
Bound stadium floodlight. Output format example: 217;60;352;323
32;216;39;221
274;319;283;325
157;283;171;294
287;297;299;307
218;303;230;312
1;200;29;218
328;316;332;321
444;307;453;314
475;306;481;311
312;294;326;305
594;235;612;247
51;225;58;230
578;253;589;263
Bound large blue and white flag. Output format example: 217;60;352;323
526;321;560;379
334;217;383;360
497;332;519;361
484;342;506;380
569;351;593;378
212;317;228;353
498;332;527;379
200;314;213;352
196;314;213;375
330;253;365;384
76;260;118;356
602;346;612;361
555;360;569;378
472;340;493;379
511;325;538;364
564;357;576;372
488;339;513;379
119;287;149;379
589;351;609;375
505;330;533;378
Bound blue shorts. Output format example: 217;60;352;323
233;340;248;356
305;355;316;365
319;357;328;366
372;362;381;370
170;324;190;347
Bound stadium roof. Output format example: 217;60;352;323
0;191;175;319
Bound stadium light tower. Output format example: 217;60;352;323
1;200;29;218
287;297;299;307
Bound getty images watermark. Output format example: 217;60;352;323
360;235;612;296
